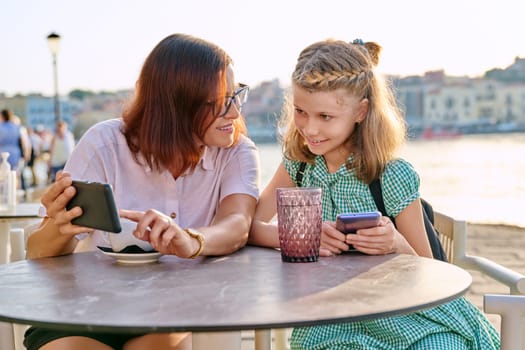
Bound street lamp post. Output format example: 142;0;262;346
46;32;61;123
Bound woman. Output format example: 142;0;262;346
25;33;259;350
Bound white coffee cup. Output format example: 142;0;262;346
108;218;154;252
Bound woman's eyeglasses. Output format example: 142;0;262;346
215;83;249;118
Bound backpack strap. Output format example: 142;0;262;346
369;178;396;224
295;162;307;187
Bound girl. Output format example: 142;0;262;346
25;33;259;350
249;39;499;349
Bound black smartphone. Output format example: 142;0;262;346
335;211;381;234
66;180;122;233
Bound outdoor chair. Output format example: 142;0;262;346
1;224;38;350
271;210;525;350
435;211;525;350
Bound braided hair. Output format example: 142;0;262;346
280;39;406;183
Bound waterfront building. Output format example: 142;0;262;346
242;79;284;143
395;60;525;135
0;94;72;130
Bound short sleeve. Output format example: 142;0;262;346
380;159;420;217
218;137;260;201
63;120;117;183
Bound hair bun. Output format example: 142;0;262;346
363;42;382;67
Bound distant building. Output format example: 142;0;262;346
0;94;72;130
0;90;132;139
393;75;426;128
242;79;284;143
3;56;525;140
395;63;525;135
486;56;525;82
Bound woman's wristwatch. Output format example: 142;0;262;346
183;228;205;259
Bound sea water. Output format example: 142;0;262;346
256;133;525;228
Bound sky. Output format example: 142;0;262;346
2;0;525;96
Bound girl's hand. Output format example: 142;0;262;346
320;221;350;256
40;171;93;236
345;216;397;255
120;209;198;258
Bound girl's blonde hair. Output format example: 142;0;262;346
280;39;406;183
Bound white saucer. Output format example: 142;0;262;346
97;247;162;265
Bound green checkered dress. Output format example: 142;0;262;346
284;157;500;350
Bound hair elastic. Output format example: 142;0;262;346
352;39;364;45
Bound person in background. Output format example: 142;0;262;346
27;127;43;186
0;109;23;169
25;33;259;350
36;124;53;154
47;120;75;183
0;109;31;190
249;38;499;349
12;115;32;191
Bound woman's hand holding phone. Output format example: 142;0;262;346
40;171;95;237
65;180;121;233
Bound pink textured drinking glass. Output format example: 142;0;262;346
276;187;322;262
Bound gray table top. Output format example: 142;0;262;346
0;202;41;220
0;246;471;333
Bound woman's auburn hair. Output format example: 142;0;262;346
279;39;406;184
122;33;246;177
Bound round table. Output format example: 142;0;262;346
0;246;471;333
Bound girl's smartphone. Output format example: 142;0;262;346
335;211;381;234
66;180;122;233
